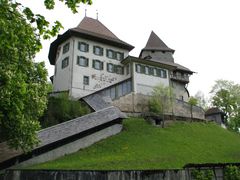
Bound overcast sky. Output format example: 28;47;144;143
20;0;240;98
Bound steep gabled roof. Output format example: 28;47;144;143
49;17;134;65
76;17;119;40
142;31;175;52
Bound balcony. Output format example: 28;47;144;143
170;74;189;83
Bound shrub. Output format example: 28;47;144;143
191;169;214;180
40;93;91;128
224;165;240;180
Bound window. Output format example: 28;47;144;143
156;68;161;77
106;49;115;59
107;63;114;73
156;68;167;78
116;52;124;61
161;69;167;78
140;65;145;74
78;42;89;52
149;67;154;76
145;66;149;75
117;84;123;97
77;56;88;67
56;46;61;60
93;46;103;56
136;64;141;73
63;43;70;54
110;87;116;99
62;57;69;69
92;59;103;70
115;65;124;75
83;76;89;85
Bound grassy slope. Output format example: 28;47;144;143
30;118;240;170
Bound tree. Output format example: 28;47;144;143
149;84;175;127
210;80;240;131
188;97;198;120
0;0;91;151
194;91;208;110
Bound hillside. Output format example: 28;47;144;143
30;118;240;170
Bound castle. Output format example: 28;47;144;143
49;16;194;112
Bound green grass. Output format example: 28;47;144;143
30;118;240;170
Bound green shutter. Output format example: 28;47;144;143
92;60;95;68
86;58;89;66
86;44;89;52
100;62;104;70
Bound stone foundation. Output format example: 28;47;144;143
113;93;205;120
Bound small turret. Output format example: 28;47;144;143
139;31;175;63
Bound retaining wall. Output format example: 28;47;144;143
113;93;205;120
1;167;227;180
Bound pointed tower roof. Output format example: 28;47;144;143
49;17;134;65
142;31;175;52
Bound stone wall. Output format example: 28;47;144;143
1;167;227;180
113;93;205;120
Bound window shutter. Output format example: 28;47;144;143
92;60;95;68
106;49;109;57
86;58;89;66
77;56;79;65
86;44;89;52
100;62;104;70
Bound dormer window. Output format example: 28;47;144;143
62;42;70;54
78;42;89;52
93;46;103;56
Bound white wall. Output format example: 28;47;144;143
132;62;170;95
53;38;74;92
68;37;131;98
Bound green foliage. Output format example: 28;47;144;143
224;165;240;180
0;1;49;152
30;118;240;170
40;94;91;128
210;79;240;131
189;97;198;106
0;0;92;151
149;84;174;114
191;169;214;180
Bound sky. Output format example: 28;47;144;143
20;0;240;98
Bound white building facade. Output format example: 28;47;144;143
49;17;193;102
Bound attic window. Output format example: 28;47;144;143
151;50;155;53
162;51;166;54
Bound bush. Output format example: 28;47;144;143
40;94;91;128
191;169;214;180
224;165;240;180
